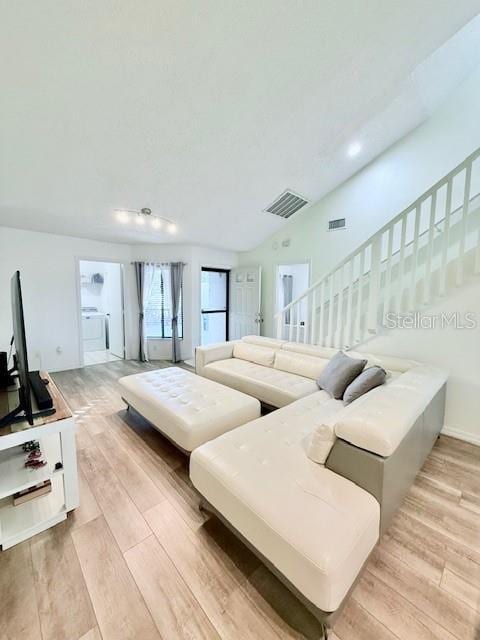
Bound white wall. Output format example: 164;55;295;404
0;229;237;371
0;227;134;371
357;279;480;444
1;64;479;439
239;64;480;442
240;65;480;337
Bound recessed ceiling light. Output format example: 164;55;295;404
347;142;362;158
135;214;146;225
116;210;129;224
167;223;177;234
151;217;162;229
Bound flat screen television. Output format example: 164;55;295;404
10;270;33;424
0;271;54;427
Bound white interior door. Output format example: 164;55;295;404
104;263;125;358
229;266;262;339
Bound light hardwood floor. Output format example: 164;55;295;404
1;360;479;640
83;351;122;366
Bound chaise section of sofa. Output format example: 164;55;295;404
191;336;448;633
190;407;380;614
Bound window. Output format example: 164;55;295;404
201;268;229;345
145;266;183;339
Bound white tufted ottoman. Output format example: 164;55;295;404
118;367;261;452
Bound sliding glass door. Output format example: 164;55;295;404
201;268;229;345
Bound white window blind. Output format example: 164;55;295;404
145;265;183;339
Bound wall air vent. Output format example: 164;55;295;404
264;190;309;219
328;218;346;231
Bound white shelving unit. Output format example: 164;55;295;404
0;475;66;549
0;433;62;500
0;374;78;550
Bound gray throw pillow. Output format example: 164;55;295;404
317;351;367;399
343;365;387;404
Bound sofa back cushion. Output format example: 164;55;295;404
334;364;448;456
242;335;286;349
281;341;419;375
233;342;277;367
346;350;419;374
274;350;329;380
281;342;338;360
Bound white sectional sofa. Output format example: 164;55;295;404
195;335;447;467
191;335;448;635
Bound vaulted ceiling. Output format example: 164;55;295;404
1;1;479;250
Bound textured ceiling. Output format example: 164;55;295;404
1;1;479;250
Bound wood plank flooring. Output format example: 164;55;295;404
1;359;479;640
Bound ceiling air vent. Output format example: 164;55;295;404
328;217;346;231
264;190;309;219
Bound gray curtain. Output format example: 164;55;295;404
134;261;155;362
282;274;293;324
170;261;184;363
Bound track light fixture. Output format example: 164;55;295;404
114;207;177;233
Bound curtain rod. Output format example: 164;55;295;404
130;261;187;266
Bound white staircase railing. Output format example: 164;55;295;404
275;147;480;348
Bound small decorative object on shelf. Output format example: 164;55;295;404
22;440;40;453
25;458;47;469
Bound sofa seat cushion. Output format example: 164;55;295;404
202;358;318;407
118;367;260;452
190;399;380;612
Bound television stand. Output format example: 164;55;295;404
0;372;78;549
0;371;56;428
0;404;55;428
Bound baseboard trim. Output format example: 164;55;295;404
441;426;480;446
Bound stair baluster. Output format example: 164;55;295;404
274;148;480;348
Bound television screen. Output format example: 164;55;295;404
11;271;33;424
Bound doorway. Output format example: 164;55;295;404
79;260;125;366
201;268;230;345
229;266;262;339
275;262;310;338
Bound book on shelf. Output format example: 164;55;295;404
13;479;52;506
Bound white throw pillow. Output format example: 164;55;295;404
307;423;336;464
306;389;376;465
233;342;277;367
